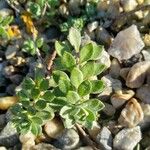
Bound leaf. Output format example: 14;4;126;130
58;78;71;93
1;16;13;26
79;43;93;63
0;26;8;38
34;68;45;84
22;77;35;89
61;51;76;69
28;2;41;17
60;105;72;118
7;25;21;39
81;61;95;79
67;91;80;104
70;67;83;89
90;80;105;94
55;41;71;57
31;88;40;99
27;106;37;115
31;123;42;136
36;37;44;48
31;117;43;125
40;79;49;91
91;43;103;60
78;80;91;96
68;27;81;52
93;63;106;76
42;90;55;101
37;110;54;120
21;11;38;38
35;100;47;110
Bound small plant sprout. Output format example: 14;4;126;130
11;27;107;136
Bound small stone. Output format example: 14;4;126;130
136;0;144;4
118;98;144;127
3;65;18;78
96;127;113;150
143;34;150;47
126;61;150;88
87;21;99;32
59;4;69;18
31;143;60;150
119;67;130;80
121;0;138;12
108;25;144;61
103;103;116;116
9;56;26;67
113;126;142;150
0;114;6;129
0;122;19;148
96;26;112;46
142;50;150;61
44;118;64;139
9;74;23;85
75;146;93;150
111;90;135;109
54;129;80;150
109;58;121;78
0;9;13;17
0;0;9;9
136;85;150;104
69;0;81;16
6;84;16;95
5;45;19;60
0;147;7;150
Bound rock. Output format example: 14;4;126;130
108;25;144;61
136;0;144;4
126;61;150;88
75;146;93;150
87;21;99;33
31;143;60;150
0;9;13;17
136;85;150;104
9;74;23;85
120;67;130;80
9;56;26;67
0;122;19;148
106;121;120;135
44;118;64;139
103;103;116;116
0;96;18;110
113;126;142;150
20;132;35;150
59;4;69;18
109;58;121;78
142;50;150;61
111;90;135;109
0;147;7;150
121;0;138;12
101;75;122;92
0;0;9;9
69;0;81;16
6;84;16;95
88;122;101;141
96;127;113;150
5;45;19;60
141;133;150;149
54;129;80;150
143;34;150;47
118;98;144;127
96;26;112;46
0;114;6;129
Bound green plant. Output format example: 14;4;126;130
0;15;13;39
11;27;106;136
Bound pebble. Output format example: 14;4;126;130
0;122;19;148
126;61;150;88
6;84;16;95
103;103;116;116
113;126;142;150
136;85;150;104
69;0;81;16
0;8;13;17
0;0;9;9
108;25;144;61
9;56;26;67
142;50;150;61
5;45;19;60
111;90;135;109
9;74;23;85
119;67;130;80
0;114;6;129
118;98;144;127
44;118;64;139
143;34;150;47
31;143;60;150
0;147;7;150
109;58;121;79
87;21;99;33
121;0;138;12
75;146;93;150
54;129;80;150
96;127;113;150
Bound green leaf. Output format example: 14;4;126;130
58;78;71;93
70;67;83;89
27;106;37;115
28;2;41;17
60;105;72;118
78;80;91;96
10;104;22;115
90;80;105;94
81;61;95;79
1;16;13;26
31;117;43;125
40;79;49;91
50;97;68;110
93;63;106;76
37;110;54;120
91;43;103;60
55;41;71;57
31;88;40;99
34;68;45;84
31;123;42;136
22;77;35;89
68;27;81;52
42;90;55;101
0;26;8;38
67;91;80;104
35;100;47;110
36;37;44;48
61;51;76;69
79;43;93;63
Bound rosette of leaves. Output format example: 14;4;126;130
0;15;13;39
52;27;106;128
